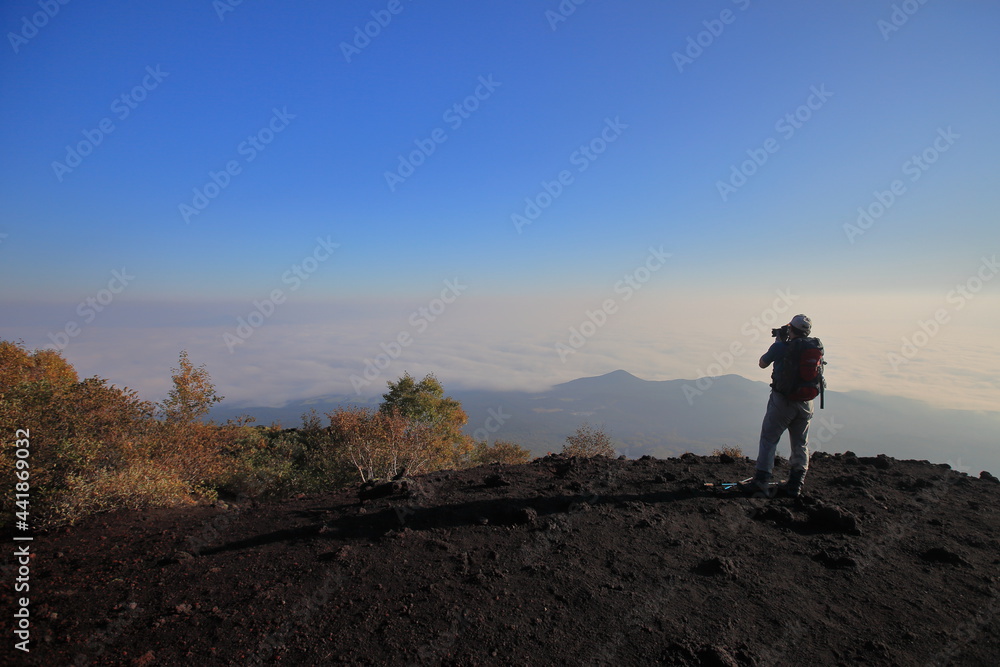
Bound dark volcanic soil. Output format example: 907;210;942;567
3;452;999;666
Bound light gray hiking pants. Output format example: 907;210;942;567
756;390;812;475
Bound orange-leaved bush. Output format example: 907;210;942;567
0;340;167;526
326;406;434;482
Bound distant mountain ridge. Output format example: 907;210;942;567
210;370;1000;476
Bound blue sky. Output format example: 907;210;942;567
2;1;999;417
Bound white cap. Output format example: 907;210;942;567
789;314;812;335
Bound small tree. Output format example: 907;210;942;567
327;406;434;482
471;439;532;465
152;351;228;491
562;422;615;458
380;372;473;468
160;350;223;424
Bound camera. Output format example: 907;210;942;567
771;325;789;342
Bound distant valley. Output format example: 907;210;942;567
210;370;1000;476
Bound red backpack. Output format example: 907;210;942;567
774;337;826;407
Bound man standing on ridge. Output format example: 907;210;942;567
743;314;824;497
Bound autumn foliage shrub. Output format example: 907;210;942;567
324;406;429;482
1;340;535;527
0;341;177;526
0;343;223;527
470;439;532;465
562;422;616;458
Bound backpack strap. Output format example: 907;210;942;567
812;337;827;409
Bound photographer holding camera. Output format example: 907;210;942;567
743;314;824;497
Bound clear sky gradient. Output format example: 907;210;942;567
2;2;999;422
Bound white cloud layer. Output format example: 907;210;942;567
3;289;999;414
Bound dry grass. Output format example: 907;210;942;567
711;446;745;458
562;422;616;458
49;460;206;526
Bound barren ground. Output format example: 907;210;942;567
3;451;999;666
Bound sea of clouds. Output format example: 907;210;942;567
4;289;998;417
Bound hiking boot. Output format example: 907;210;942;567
781;468;807;497
739;470;773;497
